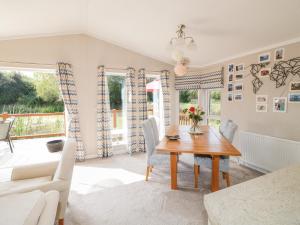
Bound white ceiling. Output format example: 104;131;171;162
1;0;300;67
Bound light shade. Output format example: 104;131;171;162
171;49;184;62
174;63;188;76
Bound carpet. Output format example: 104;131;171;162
65;153;262;225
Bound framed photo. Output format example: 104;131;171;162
235;64;245;72
275;48;284;61
235;74;243;80
228;73;233;82
258;53;271;63
235;83;243;91
228;83;233;92
290;81;300;92
260;68;271;78
256;104;267;112
288;93;300;103
234;93;243;101
228;64;234;73
228;93;233;102
256;95;268;103
273;97;287;113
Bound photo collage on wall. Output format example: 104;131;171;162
255;47;300;113
227;63;244;102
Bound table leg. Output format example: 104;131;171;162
211;156;220;192
170;152;178;190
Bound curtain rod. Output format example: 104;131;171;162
102;66;166;74
0;60;56;66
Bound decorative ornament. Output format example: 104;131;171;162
250;62;269;94
174;62;188;76
270;57;300;88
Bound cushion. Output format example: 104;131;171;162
0;190;46;225
37;191;59;225
0;176;52;193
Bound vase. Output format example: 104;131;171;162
189;121;203;134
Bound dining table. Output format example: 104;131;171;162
155;125;241;192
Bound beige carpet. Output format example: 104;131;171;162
65;153;262;225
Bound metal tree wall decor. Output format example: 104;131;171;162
250;62;269;94
270;57;300;88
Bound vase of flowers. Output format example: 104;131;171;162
183;106;205;134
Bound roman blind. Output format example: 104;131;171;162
175;67;224;90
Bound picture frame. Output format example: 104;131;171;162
258;52;271;63
235;74;243;80
228;93;233;102
288;93;300;103
235;83;243;91
256;95;268;103
274;48;284;61
228;83;233;92
256;104;267;112
228;73;233;82
273;97;287;113
289;81;300;92
228;64;234;73
234;93;243;101
260;68;271;78
235;64;245;72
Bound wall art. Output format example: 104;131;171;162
256;95;268;103
250;62;269;94
275;48;284;61
288;93;300;103
234;93;243;101
256;104;267;112
289;81;300;91
273;97;287;113
258;53;271;63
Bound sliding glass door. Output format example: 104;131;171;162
179;89;199;125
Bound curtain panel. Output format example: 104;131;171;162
137;68;147;152
175;68;224;90
125;67;139;154
160;70;171;128
56;62;85;161
96;66;113;158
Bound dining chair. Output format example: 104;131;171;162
142;119;169;181
194;121;238;188
219;119;232;135
0;118;15;153
149;117;159;145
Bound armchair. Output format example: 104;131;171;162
0;138;76;225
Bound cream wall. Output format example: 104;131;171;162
194;41;300;147
0;34;174;158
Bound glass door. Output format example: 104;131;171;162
179;90;199;125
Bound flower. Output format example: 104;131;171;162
189;106;195;113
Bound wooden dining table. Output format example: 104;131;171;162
156;125;241;192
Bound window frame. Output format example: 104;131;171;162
206;88;221;126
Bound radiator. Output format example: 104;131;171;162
239;131;300;173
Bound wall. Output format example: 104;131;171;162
193;41;300;147
0;34;173;158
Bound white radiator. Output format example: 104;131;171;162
239;131;300;173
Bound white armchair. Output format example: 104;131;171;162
0;138;76;225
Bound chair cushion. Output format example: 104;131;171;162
0;190;46;225
194;155;230;172
149;153;169;166
0;176;52;193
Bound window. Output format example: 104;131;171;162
146;75;164;137
107;73;126;145
0;69;65;138
179;90;199;125
207;90;221;129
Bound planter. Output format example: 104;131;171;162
46;139;64;153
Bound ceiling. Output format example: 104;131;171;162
1;0;300;67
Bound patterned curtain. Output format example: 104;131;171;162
137;68;147;152
160;70;171;129
96;66;113;158
57;62;85;161
125;67;139;154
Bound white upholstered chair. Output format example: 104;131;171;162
142;119;168;181
194;121;238;188
0;190;59;225
0;138;76;225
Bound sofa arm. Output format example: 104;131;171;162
38;191;60;225
11;161;59;181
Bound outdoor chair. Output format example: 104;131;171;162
0;117;15;153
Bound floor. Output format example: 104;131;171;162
0;139;262;225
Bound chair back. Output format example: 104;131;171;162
0;122;10;140
219;119;232;135
53;138;76;181
141;119;156;158
149;117;159;145
223;121;238;143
